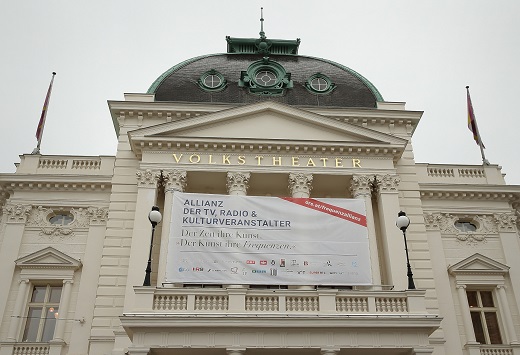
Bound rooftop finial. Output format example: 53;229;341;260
259;7;266;39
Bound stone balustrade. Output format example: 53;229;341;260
12;155;115;176
131;286;428;315
415;163;507;185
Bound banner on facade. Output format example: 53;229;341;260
165;192;372;285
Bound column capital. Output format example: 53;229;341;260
162;169;187;192
288;172;313;197
374;174;400;194
456;283;467;290
136;169;161;188
350;174;374;198
3;203;32;224
493;212;517;232
227;172;250;195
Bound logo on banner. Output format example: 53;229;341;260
260;260;267;265
246;260;255;264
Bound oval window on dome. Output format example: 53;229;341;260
203;74;222;89
255;70;277;86
310;77;329;92
198;70;226;91
306;73;335;94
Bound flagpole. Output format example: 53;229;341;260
466;86;489;165
32;72;56;154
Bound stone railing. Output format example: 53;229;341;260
415;164;506;185
13;155;115;176
12;343;50;355
479;346;513;355
131;287;427;315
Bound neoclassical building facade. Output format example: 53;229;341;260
0;32;519;355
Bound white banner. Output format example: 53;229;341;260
166;192;372;285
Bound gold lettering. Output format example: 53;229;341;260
273;157;282;166
237;156;246;165
306;158;316;167
255;156;264;165
352;158;361;168
173;153;183;163
189;154;201;163
222;155;231;164
320;157;328;167
292;157;300;166
208;155;216;164
335;158;343;168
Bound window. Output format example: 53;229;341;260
305;73;335;94
454;220;477;232
198;70;227;91
203;74;222;89
310;77;329;92
49;212;74;225
22;285;62;342
467;290;503;344
255;70;277;86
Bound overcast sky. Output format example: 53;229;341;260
1;1;519;184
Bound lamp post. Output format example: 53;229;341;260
396;211;416;290
143;206;162;286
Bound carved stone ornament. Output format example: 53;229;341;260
424;212;497;246
375;174;400;193
288;173;313;197
136;169;161;187
26;206;97;239
86;207;109;225
350;175;374;198
493;212;517;232
227;172;250;195
163;170;187;192
3;203;32;223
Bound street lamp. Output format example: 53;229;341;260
396;211;416;290
143;206;162;286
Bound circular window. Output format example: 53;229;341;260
255;70;277;86
310;77;329;92
203;74;222;89
454;221;477;232
49;213;74;225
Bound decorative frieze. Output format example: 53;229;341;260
25;206;107;239
3;204;32;223
288;173;313;197
136;169;161;188
162;170;187;192
374;174;400;193
423;212;497;246
350;174;374;198
493;212;517;232
226;172;250;195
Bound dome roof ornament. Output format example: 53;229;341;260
226;8;300;55
259;7;266;40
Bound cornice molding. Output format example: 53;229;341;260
419;184;520;202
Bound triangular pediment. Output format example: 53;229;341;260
128;101;407;148
16;247;82;270
448;253;509;276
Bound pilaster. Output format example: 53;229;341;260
157;170;187;285
350;174;381;285
0;203;31;323
123;169;161;311
374;174;408;289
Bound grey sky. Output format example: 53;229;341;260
1;1;519;184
